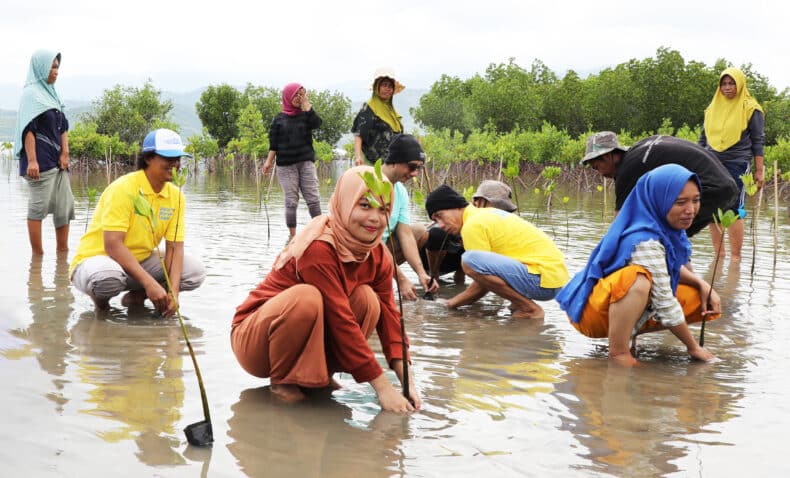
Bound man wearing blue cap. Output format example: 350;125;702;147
70;129;205;315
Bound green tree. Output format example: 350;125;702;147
412;74;474;136
83;80;174;146
309;89;352;145
195;83;242;148
241;83;281;127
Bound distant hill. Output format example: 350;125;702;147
0;87;426;146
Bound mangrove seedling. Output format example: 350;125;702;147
84;187;98;232
129;190;213;447
358;160;415;406
740;172;760;276
701;208;738;346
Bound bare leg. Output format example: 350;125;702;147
607;274;650;366
728;219;744;261
708;222;726;258
28;219;43;255
121;289;147;308
287;227;296;242
462;263;544;319
55;224;69;252
668;322;716;361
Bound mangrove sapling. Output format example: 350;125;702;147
84;187;98;232
263;163;277;242
358;160;414;406
129;190;213;447
700;208;738;347
562;196;570;250
740;172;760;276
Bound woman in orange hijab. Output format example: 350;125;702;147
231;166;420;412
698;67;765;261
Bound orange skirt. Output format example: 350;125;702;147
571;265;720;338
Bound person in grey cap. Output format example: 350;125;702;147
419;180;517;285
581;132;739;238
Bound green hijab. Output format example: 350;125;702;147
13;50;65;159
367;78;402;133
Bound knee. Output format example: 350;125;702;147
349;284;380;313
285;284;324;322
630;274;652;299
91;274;127;299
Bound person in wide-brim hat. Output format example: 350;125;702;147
352;67;405;165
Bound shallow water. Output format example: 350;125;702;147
2;160;790;477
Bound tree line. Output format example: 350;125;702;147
66;47;790;176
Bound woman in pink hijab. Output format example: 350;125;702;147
262;83;323;239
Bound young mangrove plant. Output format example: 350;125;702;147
740;172;760;276
700;208;738;346
84;187;98;232
129;189;213;447
358;160;414;405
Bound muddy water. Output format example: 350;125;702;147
2;159;789;477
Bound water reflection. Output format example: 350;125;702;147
68;313;204;467
227;386;409;478
556;358;740;476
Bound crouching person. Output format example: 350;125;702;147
556;164;720;366
231;166;420;412
70;129;206;316
425;185;569;319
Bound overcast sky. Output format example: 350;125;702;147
1;0;788;108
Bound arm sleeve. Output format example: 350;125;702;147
306;108;322;129
100;184;134;233
698;126;708;148
268;117;280;152
370;247;409;365
748;110;765;157
297;244;384;383
629;240;685;328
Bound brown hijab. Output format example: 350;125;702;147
274;165;393;270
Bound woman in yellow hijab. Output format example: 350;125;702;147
351;67;405;165
698;67;765;261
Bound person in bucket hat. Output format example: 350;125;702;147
582;131;738;238
352;67;405;165
70;128;205;315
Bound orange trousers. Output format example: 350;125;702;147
571;265;720;339
231;284;379;387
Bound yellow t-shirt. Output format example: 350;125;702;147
460;206;569;289
70;170;186;276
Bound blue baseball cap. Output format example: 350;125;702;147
142;129;192;158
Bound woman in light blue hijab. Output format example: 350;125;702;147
14;49;74;255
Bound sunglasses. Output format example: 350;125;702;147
406;162;424;172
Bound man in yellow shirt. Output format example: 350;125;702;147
70;129;205;316
425;185;569;319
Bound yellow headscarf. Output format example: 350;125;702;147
367;77;403;133
703;67;763;152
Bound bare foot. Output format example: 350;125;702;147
91;294;110;311
121;290;147;308
688;347;716;362
509;304;545;319
271;383;307;403
609;351;639;367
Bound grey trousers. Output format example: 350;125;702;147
276;160;322;228
71;251;206;301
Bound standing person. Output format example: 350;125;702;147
699;67;765;261
556;165;720;366
70;129;206;315
352;67;404;165
379;134;437;300
419;180;518;285
231;166;421;412
425;185;569;319
13;49;75;255
262;83;323;240
582;132;738;238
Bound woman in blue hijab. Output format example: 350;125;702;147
556;164;720;366
14;49;74;255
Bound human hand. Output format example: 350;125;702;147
162;293;180;318
27;160;40;180
262;159;273;175
398;277;418;301
372;374;415;413
688;345;716;362
301;93;311;112
755;165;765;189
144;281;171;315
59;153;70;171
701;286;721;317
